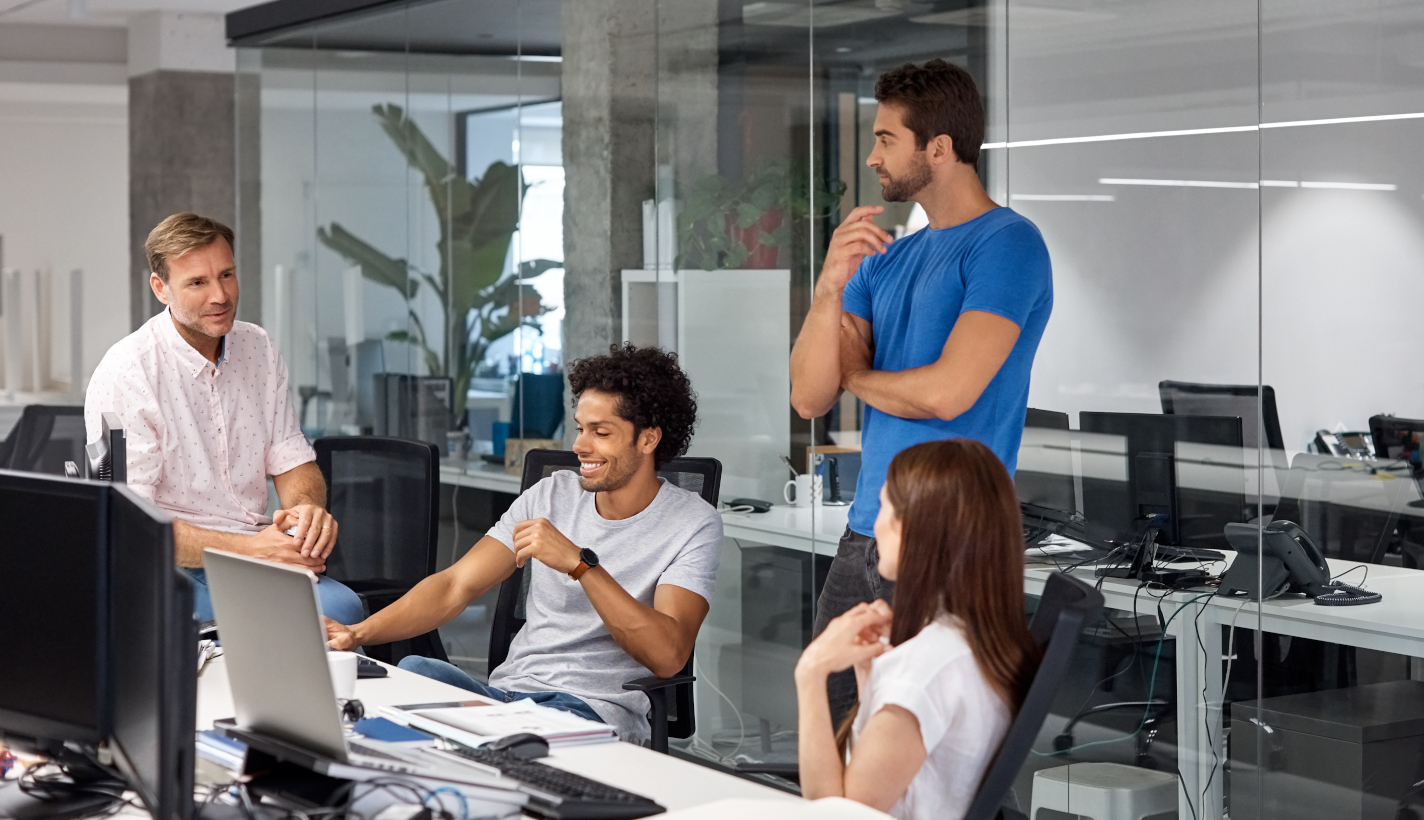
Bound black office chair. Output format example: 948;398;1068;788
0;404;87;475
965;572;1105;820
1159;380;1287;515
314;436;449;665
487;448;722;753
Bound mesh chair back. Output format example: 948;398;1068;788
315;437;440;588
0;405;87;476
964;572;1104;820
489;449;720;740
1159;380;1284;451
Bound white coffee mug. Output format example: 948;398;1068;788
328;650;359;700
783;474;823;507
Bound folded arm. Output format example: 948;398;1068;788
328;535;516;650
842;309;1020;421
511;518;708;678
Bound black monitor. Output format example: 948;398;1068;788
1369;414;1424;475
1079;412;1247;554
85;411;126;483
510;372;566;440
0;470;121;819
108;485;197;820
0;471;109;747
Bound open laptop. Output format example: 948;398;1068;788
203;548;495;783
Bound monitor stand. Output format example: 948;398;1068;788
1096;527;1216;586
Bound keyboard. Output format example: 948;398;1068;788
444;745;664;820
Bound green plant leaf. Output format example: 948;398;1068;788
317;223;420;300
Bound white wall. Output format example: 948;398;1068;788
0;80;129;394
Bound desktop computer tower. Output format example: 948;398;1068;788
373;374;453;448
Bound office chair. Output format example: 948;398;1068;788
735;572;1106;795
0;404;87;475
1159;380;1287;515
314;436;449;665
487;448;722;753
965;572;1104;820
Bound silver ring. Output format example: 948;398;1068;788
322;524;331;529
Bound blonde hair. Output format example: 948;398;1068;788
145;213;234;283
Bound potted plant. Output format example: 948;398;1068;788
676;160;847;270
317;103;559;422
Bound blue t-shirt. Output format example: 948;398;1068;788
842;207;1053;536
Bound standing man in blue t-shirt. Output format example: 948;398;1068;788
790;58;1053;723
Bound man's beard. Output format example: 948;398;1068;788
879;153;933;202
579;450;643;493
169;299;231;341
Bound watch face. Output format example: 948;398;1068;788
580;547;600;568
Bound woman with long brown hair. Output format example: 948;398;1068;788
795;438;1039;819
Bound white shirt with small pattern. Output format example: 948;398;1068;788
84;309;314;535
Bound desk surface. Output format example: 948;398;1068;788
196;658;796;815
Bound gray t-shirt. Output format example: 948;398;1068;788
486;471;722;743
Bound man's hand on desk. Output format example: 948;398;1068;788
274;504;338;559
243;522;328;573
512;518;582;575
325;617;359;651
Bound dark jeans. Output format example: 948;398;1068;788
397;656;606;725
812;526;895;728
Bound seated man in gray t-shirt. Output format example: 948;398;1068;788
325;344;721;744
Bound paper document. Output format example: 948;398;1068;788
383;699;616;748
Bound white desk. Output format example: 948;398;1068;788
715;505;1424;820
1024;551;1424;820
439;460;523;495
195;657;797;816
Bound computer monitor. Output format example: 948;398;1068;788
107;485;197;820
1079;412;1247;553
0;471;109;747
510;372;566;440
0;470;119;819
1016;408;1077;514
85;411;126;483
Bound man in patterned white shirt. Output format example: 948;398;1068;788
85;213;363;624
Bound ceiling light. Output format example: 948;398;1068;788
1011;194;1115;201
1099;178;1258;189
1299;181;1396;191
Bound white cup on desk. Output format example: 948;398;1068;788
327;651;358;700
784;474;823;507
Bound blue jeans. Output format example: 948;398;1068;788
398;656;605;725
186;567;366;625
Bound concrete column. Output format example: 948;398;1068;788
559;0;657;371
127;12;244;331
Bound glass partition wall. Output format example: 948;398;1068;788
235;0;1424;813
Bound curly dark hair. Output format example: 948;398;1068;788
567;344;698;468
874;58;984;166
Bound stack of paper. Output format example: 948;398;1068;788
195;729;245;770
382;700;616;748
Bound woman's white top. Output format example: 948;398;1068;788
850;616;1012;820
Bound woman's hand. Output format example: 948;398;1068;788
796;600;893;686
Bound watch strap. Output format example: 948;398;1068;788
569;560;591;581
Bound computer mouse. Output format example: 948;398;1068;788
486;732;549;760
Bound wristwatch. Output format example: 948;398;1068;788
569;547;600;581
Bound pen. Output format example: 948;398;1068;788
780;454;799;478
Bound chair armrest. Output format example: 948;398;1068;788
622;674;695;692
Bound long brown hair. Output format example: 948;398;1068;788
836;438;1039;753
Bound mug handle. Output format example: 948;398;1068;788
783;479;796;505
